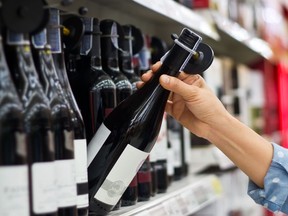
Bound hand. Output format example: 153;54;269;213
137;62;230;139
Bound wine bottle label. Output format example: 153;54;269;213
74;139;88;183
152;114;168;160
74;138;89;208
0;165;29;216
87;123;111;166
168;130;182;167
183;127;192;163
55;159;77;207
32;162;57;213
77;193;89;208
31;29;47;49
47;9;62;53
80;17;93;55
94;144;149;206
167;147;175;176
6;31;29;45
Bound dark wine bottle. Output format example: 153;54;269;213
153;113;169;193
76;17;116;142
118;24;145;207
46;8;89;216
119;24;143;92
181;126;192;176
87;28;204;214
137;157;152;201
99;19;132;104
0;33;29;216
167;115;183;181
4;30;57;216
31;28;78;215
148;149;158;197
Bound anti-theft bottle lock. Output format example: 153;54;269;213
161;28;214;75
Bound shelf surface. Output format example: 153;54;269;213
107;174;222;216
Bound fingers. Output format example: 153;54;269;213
159;74;204;100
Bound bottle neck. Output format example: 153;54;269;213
101;35;121;73
119;29;134;74
46;8;63;54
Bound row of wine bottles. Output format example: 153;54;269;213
0;8;89;216
0;5;204;216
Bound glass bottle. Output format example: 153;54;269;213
4;30;57;216
87;28;203;215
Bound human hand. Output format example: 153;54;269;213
137;62;230;139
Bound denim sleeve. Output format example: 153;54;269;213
248;143;288;214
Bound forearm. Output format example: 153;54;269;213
205;113;273;188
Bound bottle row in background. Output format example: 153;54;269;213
0;6;194;216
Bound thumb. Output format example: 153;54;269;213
159;74;198;100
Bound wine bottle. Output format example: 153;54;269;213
153;113;169;193
181;126;192;176
99;19;132;104
4;30;57;216
148;149;158;196
31;28;78;216
167;115;183;181
0;33;29;216
137;157;152;201
87;28;204;214
75;17;117;142
119;24;143;92
47;8;89;216
118;24;144;206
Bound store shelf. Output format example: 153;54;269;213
47;0;273;65
108;174;222;216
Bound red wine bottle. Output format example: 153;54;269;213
4;30;57;216
76;17;116;142
47;8;89;216
87;28;203;214
167;115;184;181
118;24;145;206
153;113;169;193
0;33;29;216
119;24;143;92
31;28;78;216
99;19;132;104
137;157;152;201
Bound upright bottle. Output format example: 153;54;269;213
119;24;142;92
31;28;78;216
152;113;169;193
47;8;89;216
167;115;183;181
0;33;29;216
76;17;117;142
100;19;132;104
4;30;57;216
87;28;204;214
118;24;143;207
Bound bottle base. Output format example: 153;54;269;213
89;198;114;216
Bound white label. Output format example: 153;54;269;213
55;159;77;207
94;144;149;206
0;165;29;216
74;139;89;208
77;194;89;208
32;162;57;214
183;127;192;163
87;123;111;166
167;147;175;176
168;130;182;167
151;114;168;160
74;139;88;183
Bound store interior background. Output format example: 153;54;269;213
47;0;288;215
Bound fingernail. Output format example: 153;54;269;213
162;75;170;84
